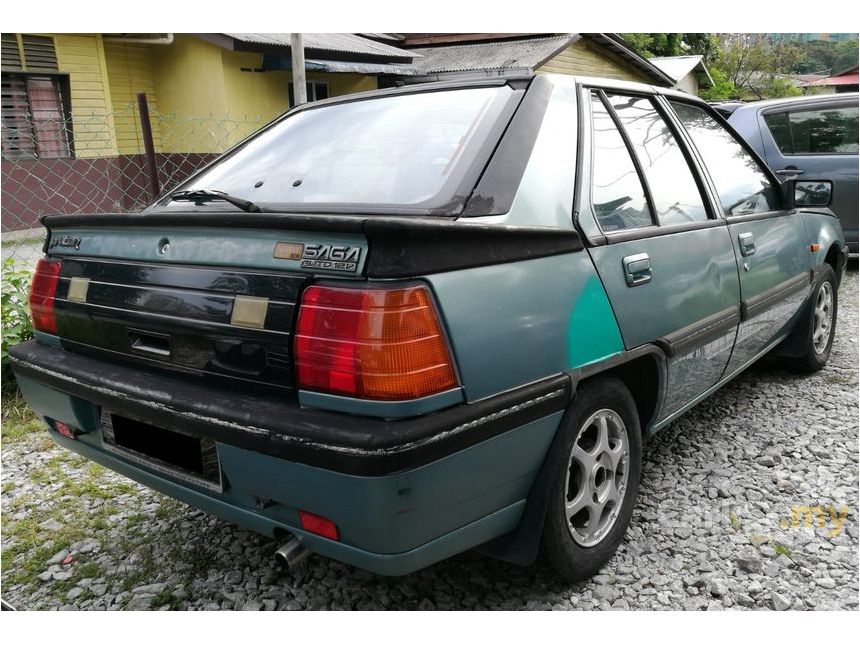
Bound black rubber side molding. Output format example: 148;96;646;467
9;340;572;476
42;213;583;278
740;272;810;322
656;305;740;359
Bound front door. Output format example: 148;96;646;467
583;89;740;420
669;100;811;374
759;100;859;250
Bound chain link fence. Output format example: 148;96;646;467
2;104;269;270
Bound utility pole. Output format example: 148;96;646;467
291;33;307;106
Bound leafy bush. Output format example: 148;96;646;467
2;258;33;389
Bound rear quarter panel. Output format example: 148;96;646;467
428;252;623;402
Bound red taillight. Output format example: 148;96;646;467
294;284;457;400
29;258;62;334
299;510;339;541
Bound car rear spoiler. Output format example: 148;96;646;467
41;213;583;278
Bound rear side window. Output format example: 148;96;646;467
607;94;709;226
765;106;859;155
171;86;514;211
589;93;654;232
671;101;781;216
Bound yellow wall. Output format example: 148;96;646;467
52;33;117;157
538;39;652;83
43;33;381;156
103;41;162;154
147;35;379;153
150;35;229;153
221;48;378;145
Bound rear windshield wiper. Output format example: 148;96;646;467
170;189;262;213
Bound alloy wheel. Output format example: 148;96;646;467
564;408;630;547
812;281;834;354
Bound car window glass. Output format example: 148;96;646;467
589;93;653;232
670;101;781;216
174;87;511;209
788;106;859;154
763;111;793;154
607;94;708;225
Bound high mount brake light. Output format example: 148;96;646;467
294;284;458;400
29;258;62;334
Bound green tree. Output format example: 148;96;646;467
833;40;859;73
789;39;858;75
698;68;740;101
621;33;718;62
712;34;804;99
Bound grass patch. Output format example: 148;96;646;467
155;497;182;520
774;541;792;558
728;512;742;530
77;561;103;579
150;589;182;610
1;395;43;443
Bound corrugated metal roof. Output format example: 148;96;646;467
358;33;405;42
261;56;420;76
223;33;416;62
806;73;859;86
650;56;702;80
406;35;573;74
650;55;714;88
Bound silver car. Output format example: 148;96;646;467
714;93;859;253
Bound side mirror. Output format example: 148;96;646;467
787;179;833;208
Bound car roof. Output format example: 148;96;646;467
286;72;708;117
714;92;859;117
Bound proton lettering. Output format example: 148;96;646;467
48;235;81;250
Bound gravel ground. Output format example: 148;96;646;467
2;269;857;611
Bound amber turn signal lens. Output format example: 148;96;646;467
294;284;458;400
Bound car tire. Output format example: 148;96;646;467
541;377;642;582
784;263;838;373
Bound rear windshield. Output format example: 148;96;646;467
161;86;515;213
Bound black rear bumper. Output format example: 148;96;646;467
9;341;571;476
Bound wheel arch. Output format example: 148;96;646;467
824;241;846;286
475;345;666;567
577;349;665;435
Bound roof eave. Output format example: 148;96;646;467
203;33;415;65
587;34;676;87
695;60;715;88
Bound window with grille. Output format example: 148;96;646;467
1;34;72;160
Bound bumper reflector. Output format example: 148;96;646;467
53;421;78;439
299;510;339;541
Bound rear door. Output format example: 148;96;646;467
583;88;740;420
669;99;811;374
757;99;859;249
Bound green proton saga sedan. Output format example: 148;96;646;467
10;74;848;581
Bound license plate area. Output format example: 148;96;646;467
101;410;223;492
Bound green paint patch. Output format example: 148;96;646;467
566;275;624;368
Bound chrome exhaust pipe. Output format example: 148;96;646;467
275;537;310;569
